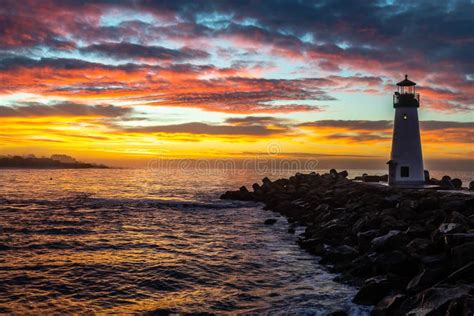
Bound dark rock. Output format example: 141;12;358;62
363;175;381;182
398;199;418;209
440;177;455;190
372;294;406;316
373;250;418;277
439;262;474;285
420;253;450;270
287;227;295;234
444;233;474;248
220;189;254;201
371;230;408;252
451;241;474;267
338;170;349;179
329;310;347;316
441;199;467;213
406;268;446;292
352;215;383;234
418;196;439;211
298;238;326;256
437;222;465;235
451;178;462;189
380;174;389;182
264;218;277;225
239;186;249;193
450;211;469;227
379;216;408;232
406;238;435;255
252;183;261;193
346;255;371;277
406;224;432;239
424;170;430;183
470;181;474;191
399;285;473;315
262;177;272;185
357;229;380;252
353;276;392;305
383;195;401;208
321;245;358;264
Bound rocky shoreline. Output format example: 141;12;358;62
221;170;474;315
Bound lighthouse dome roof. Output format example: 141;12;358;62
397;74;416;86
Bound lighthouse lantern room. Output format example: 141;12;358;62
388;75;425;186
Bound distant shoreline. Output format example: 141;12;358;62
0;166;111;169
0;156;110;169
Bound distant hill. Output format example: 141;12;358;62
0;155;109;169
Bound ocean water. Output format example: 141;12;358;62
0;168;471;314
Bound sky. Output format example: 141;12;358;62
0;0;473;168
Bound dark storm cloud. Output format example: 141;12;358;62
80;42;210;62
0;56;140;71
0;102;132;118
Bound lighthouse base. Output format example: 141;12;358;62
389;180;426;188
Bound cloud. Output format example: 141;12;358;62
224;116;290;125
299;120;392;131
298;119;474;144
80;42;210;62
0;102;131;118
123;122;289;136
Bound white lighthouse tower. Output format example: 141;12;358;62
387;75;425;186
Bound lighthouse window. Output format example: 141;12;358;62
401;166;410;177
403;113;408;120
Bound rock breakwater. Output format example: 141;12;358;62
221;171;474;315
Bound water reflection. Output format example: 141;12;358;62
0;169;369;314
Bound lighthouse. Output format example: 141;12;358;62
387;75;425;186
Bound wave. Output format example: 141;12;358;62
0;193;258;210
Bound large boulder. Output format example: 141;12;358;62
372;250;418;277
451;178;462;189
320;245;358;264
357;229;381;252
372;294;406;316
440;177;455;190
406;268;447;292
371;230;408;252
298;238;326;256
451;241;474;267
220;188;254;201
406;238;435;255
363;175;381;183
444;233;474;248
352;276;392;305
264;218;277;225
379;216;408;233
338;170;349;179
418;196;439;211
440;262;474;285
399;285;474;315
